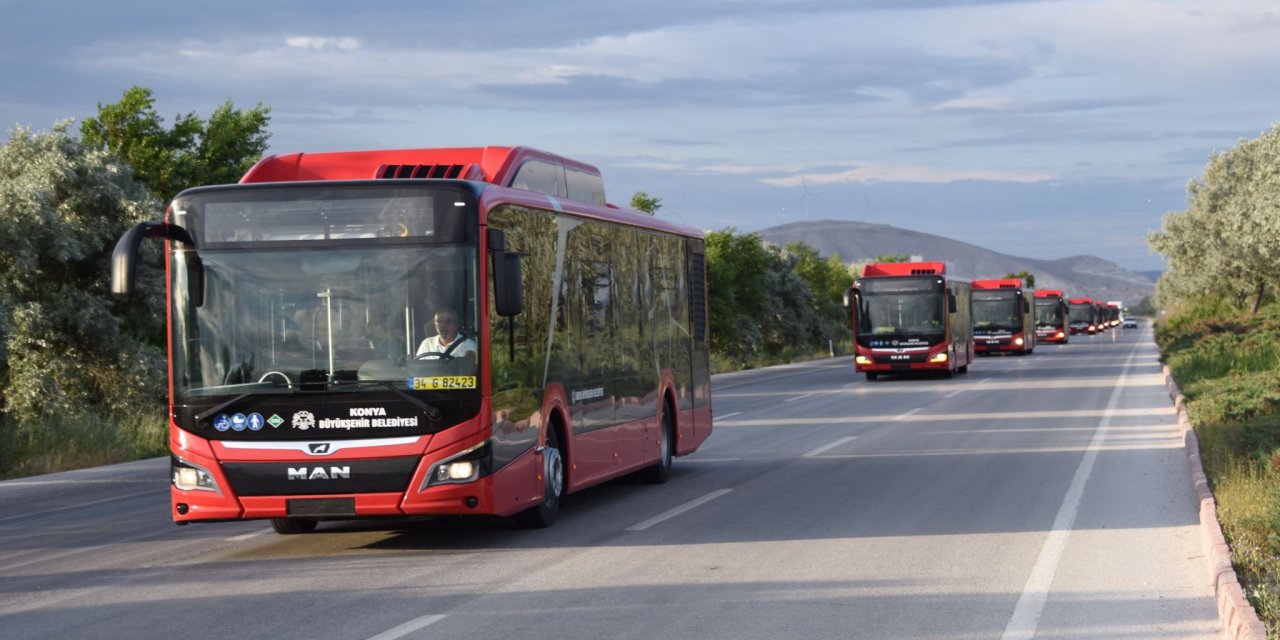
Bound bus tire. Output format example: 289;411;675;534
516;423;564;529
958;364;968;373
865;372;879;381
638;404;675;484
270;517;318;535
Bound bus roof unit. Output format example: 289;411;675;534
973;278;1023;290
861;261;948;277
1035;289;1065;298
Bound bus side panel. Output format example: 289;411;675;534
684;238;712;454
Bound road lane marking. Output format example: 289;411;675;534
716;411;743;421
367;614;446;640
802;436;858;458
784;391;819;403
893;408;923;420
999;337;1141;640
843;381;863;387
944;389;965;398
625;489;733;531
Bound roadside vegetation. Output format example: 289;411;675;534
0;88;271;479
1148;123;1280;636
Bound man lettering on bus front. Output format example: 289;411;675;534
416;310;476;359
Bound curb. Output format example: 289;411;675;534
1162;364;1269;640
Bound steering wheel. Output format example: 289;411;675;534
415;351;454;361
258;370;293;385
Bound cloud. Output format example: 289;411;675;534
760;163;1052;186
284;36;360;51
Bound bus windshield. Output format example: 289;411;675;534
1035;301;1065;327
1068;304;1094;324
167;184;480;401
857;277;946;343
972;291;1021;332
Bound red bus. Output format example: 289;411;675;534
1033;289;1069;344
111;146;713;533
846;261;973;380
1068;297;1099;335
971;278;1035;355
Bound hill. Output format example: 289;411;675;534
758;220;1154;306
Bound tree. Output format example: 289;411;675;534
1003;270;1036;289
1149;124;1280;314
80;86;271;201
0;122;165;433
630;191;662;215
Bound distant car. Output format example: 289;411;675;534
1122;317;1138;329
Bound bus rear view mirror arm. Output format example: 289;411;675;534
112;221;204;306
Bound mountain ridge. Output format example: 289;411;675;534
757;219;1154;305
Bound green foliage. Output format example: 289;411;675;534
1002;270;1035;289
0;122;168;476
629;191;662;215
80;86;271;201
1149;123;1280;315
1157;301;1280;632
704;228;851;369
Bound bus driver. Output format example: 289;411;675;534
415;309;477;360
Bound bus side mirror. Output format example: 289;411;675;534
1023;298;1031;314
948;291;958;314
842;287;854;309
488;229;524;317
112;221;204;306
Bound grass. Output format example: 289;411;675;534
1158;305;1280;638
0;409;168;480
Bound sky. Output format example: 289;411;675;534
3;0;1279;272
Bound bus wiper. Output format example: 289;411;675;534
330;379;443;422
196;391;277;423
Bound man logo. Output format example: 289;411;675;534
308;443;332;455
287;466;350;480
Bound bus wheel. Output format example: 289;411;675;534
270;517;318;535
516;425;564;529
865;372;879;381
958;364;968;374
639;406;674;484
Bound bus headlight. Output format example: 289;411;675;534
172;457;220;493
422;442;490;490
855;355;873;365
929;352;949;363
1057;331;1065;338
1014;337;1024;346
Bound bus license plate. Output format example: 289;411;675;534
287;498;355;517
410;376;477;390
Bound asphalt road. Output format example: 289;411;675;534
0;323;1222;639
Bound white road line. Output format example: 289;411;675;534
893;408;923;421
226;528;272;542
843;381;863;387
1000;338;1141;640
784;391;819;403
802;436;858;458
367;614;447;640
716;411;743;421
625;489;733;532
944;389;965;398
979;377;994;384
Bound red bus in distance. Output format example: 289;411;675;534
971;278;1035;356
846;261;973;380
1068;297;1099;335
1033;289;1070;344
112;146;713;533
